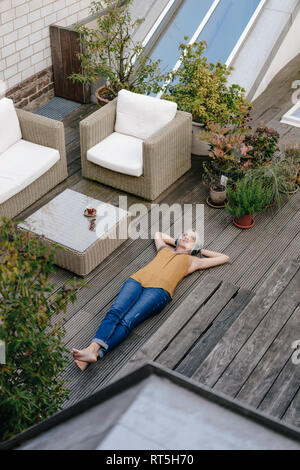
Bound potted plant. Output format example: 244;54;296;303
202;161;227;207
244;125;280;167
282;145;300;186
245;162;283;209
200;122;254;198
225;177;274;229
163;39;251;156
69;0;165;103
276;148;299;194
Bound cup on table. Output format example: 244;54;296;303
85;206;97;217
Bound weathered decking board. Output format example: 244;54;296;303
282;387;300;428
198;259;300;426
236;305;300;408
155;281;239;370
63;103;98;174
213;267;300;397
258;354;300;423
191;258;300;388
175;287;255;377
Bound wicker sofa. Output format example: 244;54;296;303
0;98;67;221
80;90;192;201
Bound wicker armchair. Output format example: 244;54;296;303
80;93;192;201
0;106;67;221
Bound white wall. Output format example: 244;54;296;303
0;0;92;90
252;4;300;101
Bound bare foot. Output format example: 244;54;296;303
71;343;100;371
74;359;89;371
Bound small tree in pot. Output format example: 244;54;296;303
69;0;165;103
225;177;274;228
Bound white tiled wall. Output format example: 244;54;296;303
0;0;91;89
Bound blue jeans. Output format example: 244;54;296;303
92;278;171;358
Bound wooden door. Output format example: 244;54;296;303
50;25;90;103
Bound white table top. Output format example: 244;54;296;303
18;189;129;253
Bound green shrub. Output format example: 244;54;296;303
225;177;273;218
163;39;251;126
0;218;85;442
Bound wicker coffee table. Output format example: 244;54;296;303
18;189;130;276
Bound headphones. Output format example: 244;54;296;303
175;232;202;256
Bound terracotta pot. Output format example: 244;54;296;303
209;185;227;206
264;199;277;209
192;122;210;157
233;214;255;229
95;85;114;105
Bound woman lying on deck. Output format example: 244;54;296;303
71;230;230;371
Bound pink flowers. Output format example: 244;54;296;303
240;145;248;156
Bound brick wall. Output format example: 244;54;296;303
0;0;92;107
6;65;54;109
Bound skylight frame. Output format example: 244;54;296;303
281;101;300;128
226;0;267;67
153;0;266;98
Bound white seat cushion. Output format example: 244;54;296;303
87;132;143;177
0;139;60;204
115;89;177;140
0;97;22;154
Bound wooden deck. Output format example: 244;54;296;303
16;55;300;430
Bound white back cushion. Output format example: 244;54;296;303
115;89;177;140
0;97;22;154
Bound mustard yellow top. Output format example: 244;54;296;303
130;247;190;298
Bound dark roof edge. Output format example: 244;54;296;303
1;361;299;450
